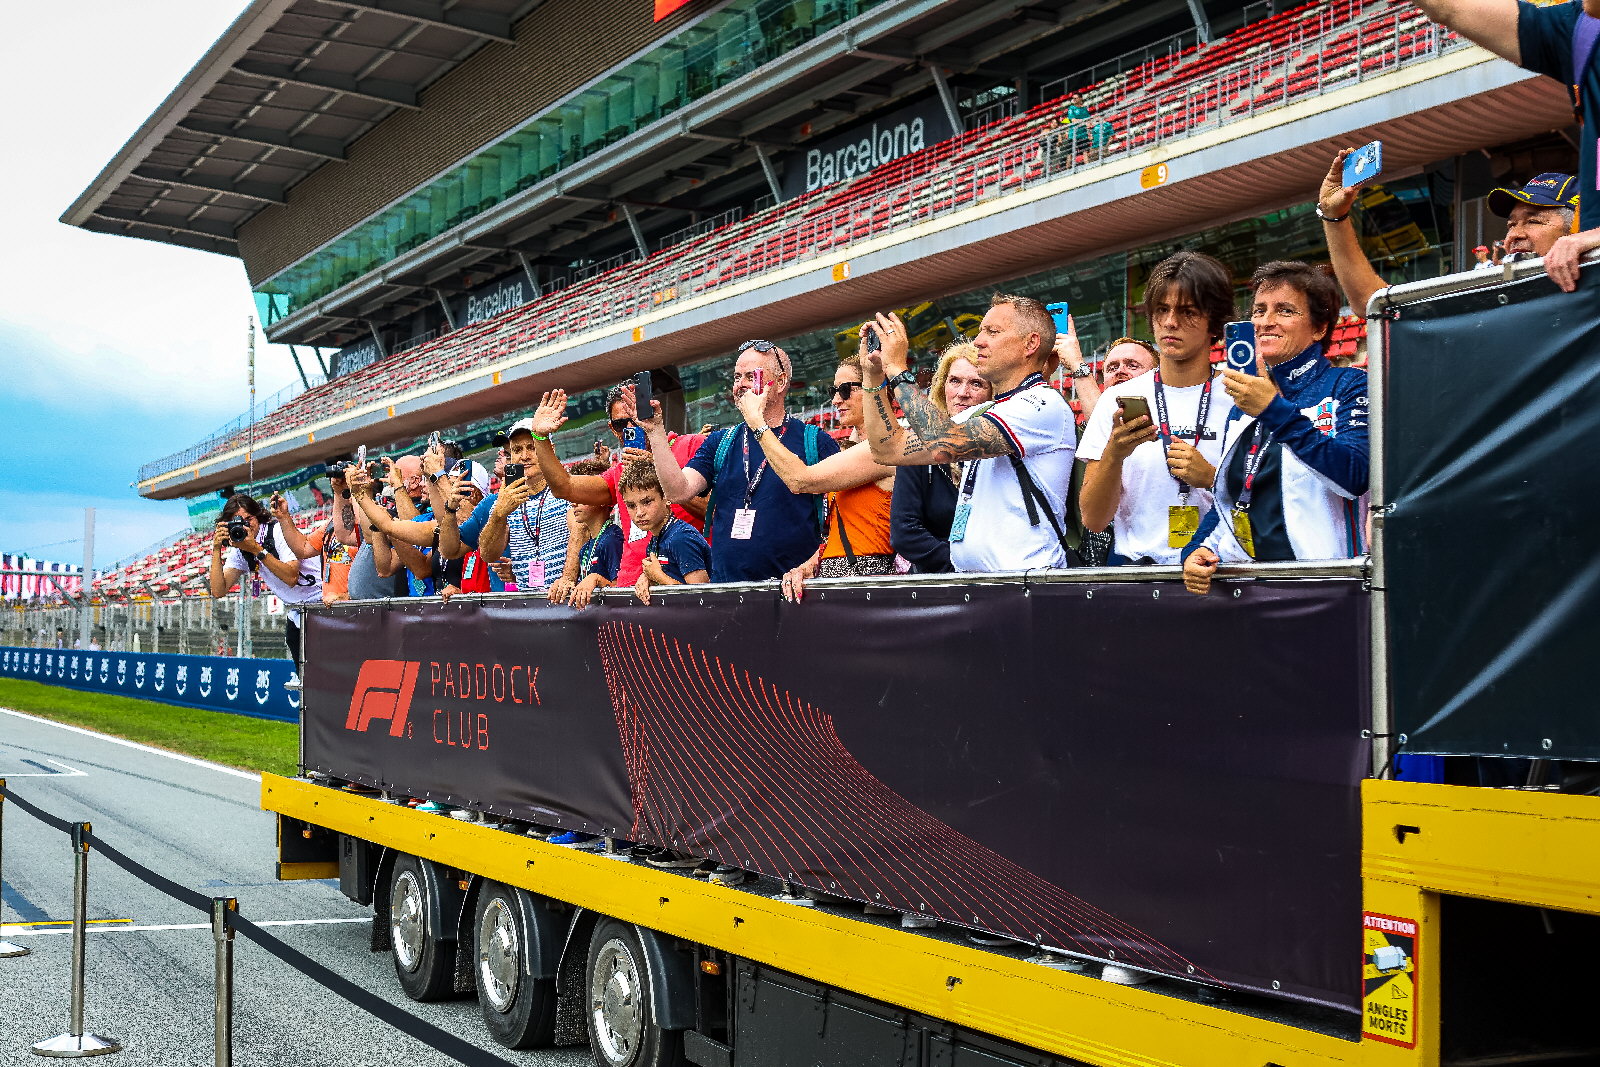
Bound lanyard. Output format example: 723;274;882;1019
646;517;675;557
954;377;1041;503
578;522;613;573
1234;420;1273;512
516;490;549;545
741;419;788;507
1152;370;1214;499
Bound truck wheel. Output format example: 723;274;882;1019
389;855;454;1001
586;919;684;1067
474;882;556;1049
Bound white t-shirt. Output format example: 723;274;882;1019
1077;369;1235;565
948;382;1077;572
224;523;322;622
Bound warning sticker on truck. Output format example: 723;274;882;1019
1362;912;1417;1048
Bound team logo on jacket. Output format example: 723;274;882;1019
1312;399;1337;437
346;659;422;736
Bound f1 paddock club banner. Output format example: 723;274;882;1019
1383;264;1600;761
305;578;1370;1011
1;647;300;723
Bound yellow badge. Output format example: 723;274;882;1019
1231;508;1257;559
1167;505;1200;550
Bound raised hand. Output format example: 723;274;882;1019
530;390;569;436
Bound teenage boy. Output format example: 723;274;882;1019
1077;250;1237;565
619;460;710;604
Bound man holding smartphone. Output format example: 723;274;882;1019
443;417;570;592
1077;251;1236;565
524;383;707;587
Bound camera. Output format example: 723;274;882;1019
365;460;385;481
324;457;350;476
504;462;525;482
227;517;250;542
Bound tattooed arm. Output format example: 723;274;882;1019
860;310;1015;466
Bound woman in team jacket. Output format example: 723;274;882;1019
1182;260;1369;594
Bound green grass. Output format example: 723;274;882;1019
0;678;298;777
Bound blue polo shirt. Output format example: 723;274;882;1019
1519;2;1598;225
686;420;840;582
584;524;624;582
643;519;712;583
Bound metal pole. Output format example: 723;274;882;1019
246;318;256;485
32;822;120;1057
79;510;94;651
0;779;29;958
212;898;236;1067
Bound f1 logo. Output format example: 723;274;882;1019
345;660;421;737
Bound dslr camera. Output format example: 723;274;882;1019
227;517;251;542
324;456;351;477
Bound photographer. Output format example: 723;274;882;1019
208;493;323;662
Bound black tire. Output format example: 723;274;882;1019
585;919;684;1067
474;881;557;1049
388;855;455;1001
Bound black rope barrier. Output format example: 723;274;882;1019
0;783;521;1067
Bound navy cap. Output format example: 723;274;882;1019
1487;173;1579;217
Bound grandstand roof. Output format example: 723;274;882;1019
60;0;544;257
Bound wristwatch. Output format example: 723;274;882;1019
1070;363;1094;379
751;425;771;439
887;369;919;391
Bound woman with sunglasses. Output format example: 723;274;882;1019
733;351;898;601
889;342;994;573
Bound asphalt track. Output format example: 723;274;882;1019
0;706;591;1066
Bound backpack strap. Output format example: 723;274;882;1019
1572;13;1600;123
801;422;826;537
1005;454;1081;567
705;427;739;533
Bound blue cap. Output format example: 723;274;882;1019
1488;173;1579;217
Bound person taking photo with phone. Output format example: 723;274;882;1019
443;416;570;592
525;383;706;588
629;340;841;583
1077;250;1236;566
1182;261;1370;594
859;295;1077;572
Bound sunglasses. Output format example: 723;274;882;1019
608;417;633;432
737;338;792;378
832;382;862;400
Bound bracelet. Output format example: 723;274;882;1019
1314;203;1349;224
530;432;549;442
862;381;887;393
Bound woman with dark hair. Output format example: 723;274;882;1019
1183;261;1369;594
207;492;323;661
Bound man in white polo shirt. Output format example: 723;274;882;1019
1078;250;1237;565
859;293;1076;571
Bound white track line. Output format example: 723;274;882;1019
0;706;261;782
0;917;369;937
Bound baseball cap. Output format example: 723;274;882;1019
1487;173;1578;217
1473;245;1490;254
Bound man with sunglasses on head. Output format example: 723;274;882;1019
628;339;840;583
524;383;707;587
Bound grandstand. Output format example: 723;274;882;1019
65;0;1575;598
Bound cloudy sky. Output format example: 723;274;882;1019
0;2;306;571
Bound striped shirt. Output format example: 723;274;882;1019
460;488;570;590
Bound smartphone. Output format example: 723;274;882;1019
752;367;766;393
1046;301;1071;335
1117;395;1152;425
427;430;442;453
504;462;525;483
355;445;367;470
1223;321;1258;374
864;324;882;354
1342;140;1383;189
442;457;463;477
623;425;648;450
632;369;653;419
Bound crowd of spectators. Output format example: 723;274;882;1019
209;139;1600;663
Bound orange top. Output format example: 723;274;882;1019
822;481;893;560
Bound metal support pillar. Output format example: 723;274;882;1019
754;145;784;203
1185;0;1211;42
310;347;331;378
32;823;121;1058
516;251;543;297
929;66;965;136
0;779;29;958
433;289;458;331
212;898;236;1067
620;204;649;260
285;346;311;390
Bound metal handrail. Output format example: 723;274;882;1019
146;2;1458;484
